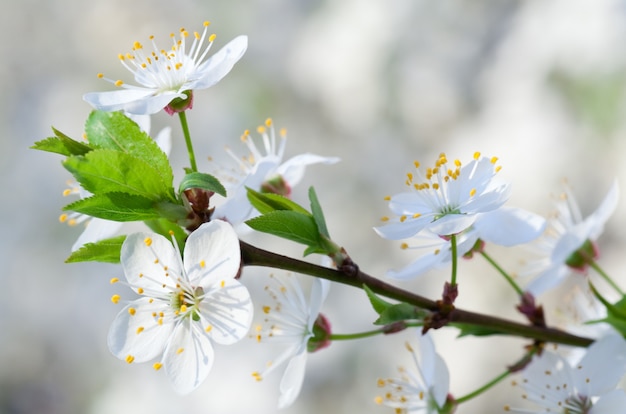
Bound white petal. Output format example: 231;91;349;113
183;220;241;287
473;207;546;246
308;278;331;318
591;390;626;413
525;264;570;296
199;278;253;345
387;251;449;280
154;126;172;156
121;232;182;294
388;192;430;215
189;35;248;89
276;153;340;186
163;319;215;394
83;88;183;115
374;217;432;240
278;350;308;409
576;334;626;396
414;332;449;408
428;214;477;236
107;298;173;362
71;218;122;251
587;179;619;240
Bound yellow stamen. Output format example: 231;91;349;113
209;33;216;42
114;80;124;87
110;277;119;284
176;348;184;355
125;355;135;364
153;362;163;370
136;326;144;334
144;237;152;247
128;307;136;316
111;294;121;304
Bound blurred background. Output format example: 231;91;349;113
2;0;626;412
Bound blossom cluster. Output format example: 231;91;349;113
37;19;626;413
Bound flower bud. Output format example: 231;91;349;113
307;313;332;352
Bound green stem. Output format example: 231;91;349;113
455;370;510;404
178;111;198;172
589;260;624;296
480;251;523;296
450;234;458;286
240;240;593;348
455;349;537;404
330;322;423;341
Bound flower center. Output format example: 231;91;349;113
170;286;204;321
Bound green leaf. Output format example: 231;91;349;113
31;128;93;156
179;172;226;197
65;235;126;263
246;187;311;215
63;193;161;221
85;110;173;187
374;303;426;325
63;149;175;201
309;187;330;238
246;210;321;247
363;285;393;315
144;218;188;253
589;286;626;337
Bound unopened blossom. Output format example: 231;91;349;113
108;220;253;394
387;206;545;280
251;273;330;409
60;115;171;251
212;118;339;226
375;152;510;241
522;180;619;296
505;334;626;413
376;331;454;413
83;21;247;115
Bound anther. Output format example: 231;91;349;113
110;277;119;284
126;355;135;364
111;294;121;304
153;362;163;370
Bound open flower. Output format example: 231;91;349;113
108;220;253;394
386;206;545;280
375;152;510;240
251;273;331;409
522;180;619;296
60;114;171;251
83;21;247;115
212;118;340;226
376;331;454;413
505;334;626;413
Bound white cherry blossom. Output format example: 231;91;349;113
108;220;253;394
83;21;247;115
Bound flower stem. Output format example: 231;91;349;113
450;234;458;286
589;260;624;296
480;251;523;296
178;111;198;172
454;370;510;404
240;240;594;348
329;322;423;341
